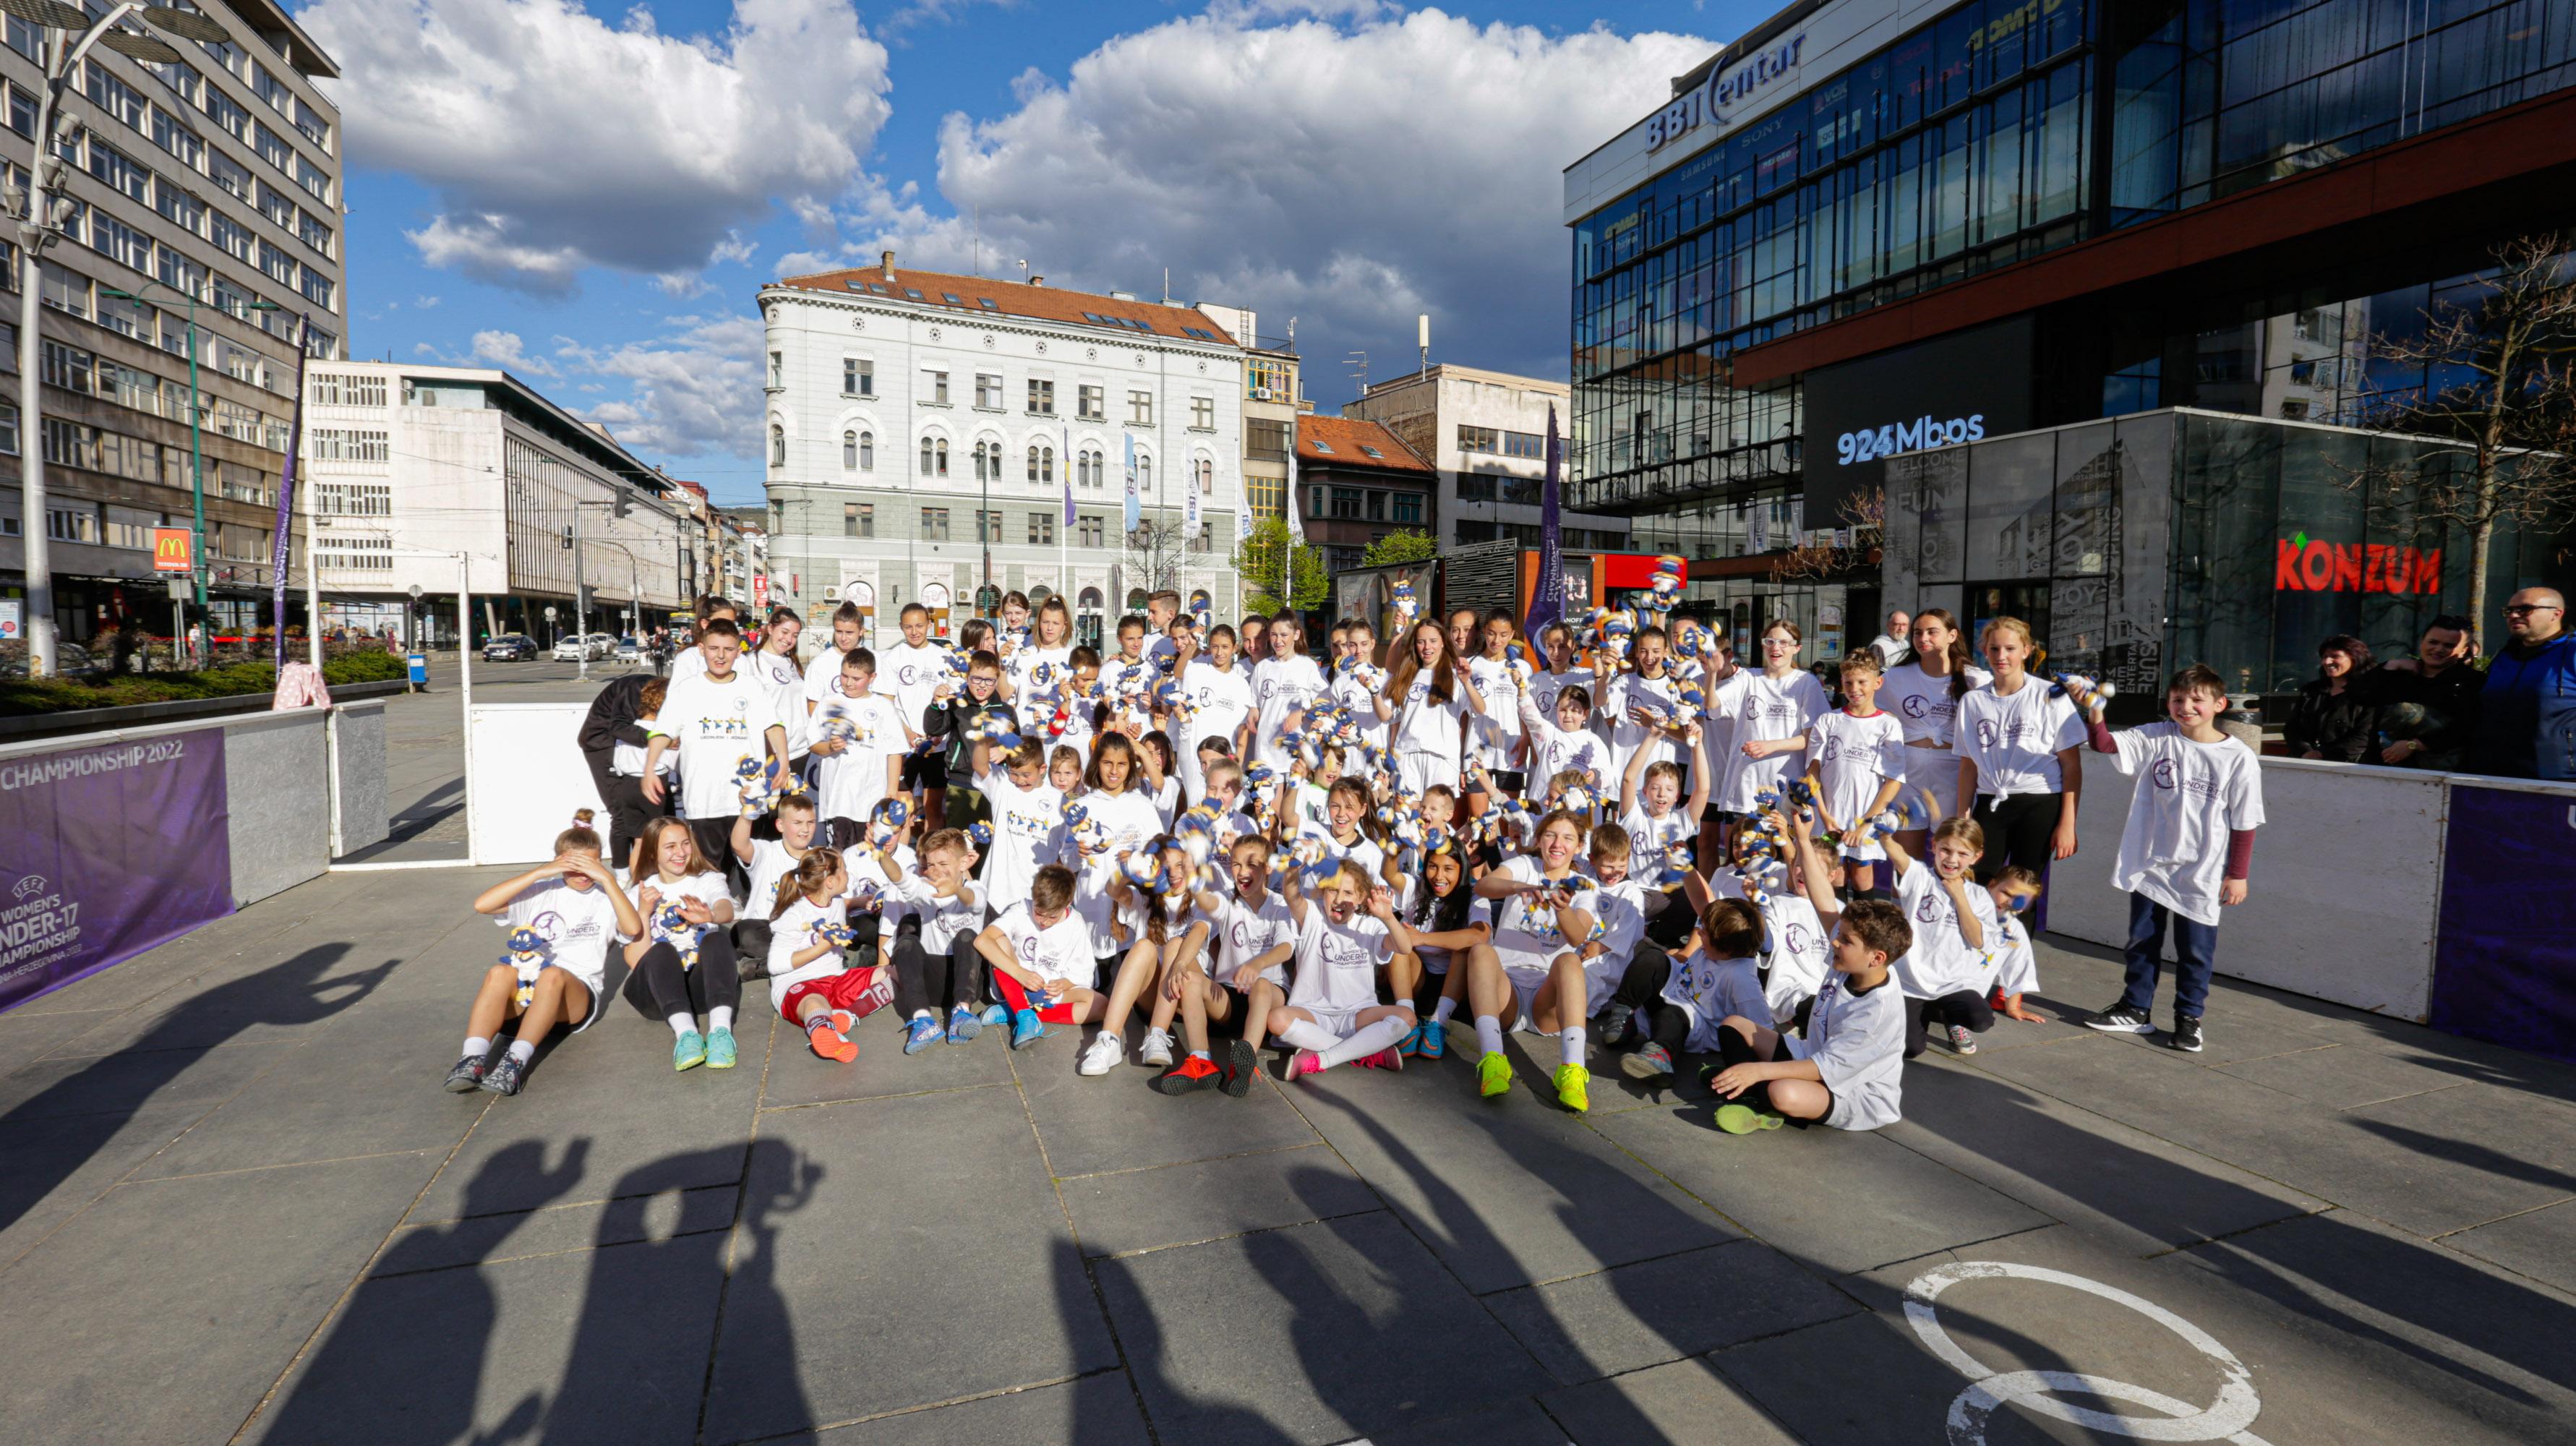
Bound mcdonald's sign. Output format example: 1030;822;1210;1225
153;528;194;574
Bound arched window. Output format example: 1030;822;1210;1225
1137;455;1152;493
770;424;785;466
921;436;935;476
920;437;948;478
1197;457;1213;492
842;430;857;470
858;431;873;471
1041;445;1055;483
1026;444;1041;483
935;438;949;476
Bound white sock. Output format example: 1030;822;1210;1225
1277;1019;1338;1053
1432;997;1458;1024
1145;1026;1171;1045
1189;1048;1210;1061
1475;1015;1505;1057
1560;1025;1587;1068
507;1038;537;1064
667;1013;697;1039
709;1006;734;1035
912;1009;936;1022
1095;1030;1123;1046
1318;1015;1412;1069
462;1036;489;1058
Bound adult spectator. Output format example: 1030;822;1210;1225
2372;615;2481;769
578;669;664;880
2284;635;2375;762
1867;609;1911;668
2470;587;2576;779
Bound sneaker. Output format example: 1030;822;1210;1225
1419;1017;1447;1059
1398;1023;1426;1057
1285;1048;1323;1081
808;1020;857;1064
2170;1015;2206;1053
1351;1045;1405;1071
442;1053;489;1092
478;1053;526;1097
1220;1038;1259;1098
2086;1004;2154;1034
1947;1024;1980;1056
705;1027;737;1069
1554;1063;1591;1113
1152;1054;1223;1095
1716;1103;1784;1134
1077;1032;1126;1076
1477;1050;1514;1099
904;1016;944;1055
1010;1009;1047;1051
1138;1029;1175;1069
1620;1042;1676;1081
1596;1003;1635;1048
978;1003;1010;1028
946;1007;982;1045
673;1030;707;1071
830;1009;858;1035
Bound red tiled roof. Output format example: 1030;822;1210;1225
774;263;1239;346
1294;415;1432;473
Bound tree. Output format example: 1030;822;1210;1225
1233;518;1326;615
1769;486;1887;583
1122;514;1191;594
2342;233;2576;617
1361;529;1438;567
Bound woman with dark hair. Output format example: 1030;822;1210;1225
2285;634;2377;762
1377;618;1490;794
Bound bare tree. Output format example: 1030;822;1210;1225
1123;513;1193;595
2342;234;2576;615
1769;486;1888;584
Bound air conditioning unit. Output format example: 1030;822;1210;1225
1252;387;1275;401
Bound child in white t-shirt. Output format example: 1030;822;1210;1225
810;649;907;851
976;738;1063;911
1806;652;1909;894
976;864;1116;1051
883;828;990;1053
1520;680;1612;792
1701;896;1912;1134
769;848;894;1064
1461;809;1599;1112
1403;839;1494;1057
1272;861;1421;1079
1983;866;2049;1035
730;792;820;970
1883;816;2001;1059
1618;724;1710;950
1610;895;1769;1084
449;810;641;1097
1149;834;1296;1096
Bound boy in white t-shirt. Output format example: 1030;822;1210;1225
975;737;1063;910
729;792;821;970
883;829;990;1053
643;618;792;877
1609;895;1769;1084
449;812;641;1097
810;649;907;850
1805;652;1909;895
975;864;1113;1051
2081;664;2265;1054
1617;724;1709;950
1702;896;1912;1134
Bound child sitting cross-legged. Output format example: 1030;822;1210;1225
769;848;891;1063
1610;896;1770;1086
1700;896;1913;1134
1272;860;1426;1079
975;863;1113;1051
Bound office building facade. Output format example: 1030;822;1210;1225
1341;364;1628;553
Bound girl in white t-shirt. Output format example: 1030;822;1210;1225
1465;612;1528;782
1376;619;1488;794
1880;608;1990;858
1463;809;1599;1113
1518;680;1612;793
1272;861;1424;1079
768;849;887;1064
1005;596;1078;716
1176;624;1255;802
449;810;642;1098
1403;841;1494;1058
1713;619;1830;815
1249;617;1327;771
1805;653;1909;894
622;817;746;1073
976;739;1064;912
1883;816;2000;1058
1954;616;2087;888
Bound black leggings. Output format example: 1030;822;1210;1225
892;931;988;1017
1970;792;2063;884
602;774;663;877
621;931;742;1024
1902;989;1995;1058
1716;1023;1778;1113
1612;947;1693;1056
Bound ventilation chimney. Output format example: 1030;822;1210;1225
1029;275;1044;287
880;250;895;281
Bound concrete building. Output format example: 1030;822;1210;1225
1289;414;1435;578
759;254;1245;650
301;362;691;647
0;0;349;646
1341;364;1625;554
1198;302;1303;529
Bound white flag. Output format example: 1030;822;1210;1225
1184;466;1202;540
1285;417;1305;544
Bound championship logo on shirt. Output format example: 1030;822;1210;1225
1975;718;2001;749
1229;920;1260;952
899;664;920;686
2151;758;2179;790
1320;932;1377;967
1916;892;1942;923
1784;921;1810;956
1900;693;1929;719
1820;735;1841;762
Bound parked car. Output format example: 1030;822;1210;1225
614;635;642;663
551;634;596;662
483;634;538;662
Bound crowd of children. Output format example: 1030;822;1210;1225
451;582;2265;1140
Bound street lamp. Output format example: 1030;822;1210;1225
8;0;229;677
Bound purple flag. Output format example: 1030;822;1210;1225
1523;404;1566;656
269;315;312;666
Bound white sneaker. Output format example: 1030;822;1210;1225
1077;1032;1126;1077
1138;1029;1175;1069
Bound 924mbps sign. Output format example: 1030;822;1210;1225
2275;531;2441;593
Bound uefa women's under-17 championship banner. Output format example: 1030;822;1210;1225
0;732;234;1011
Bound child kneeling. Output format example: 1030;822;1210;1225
1702;898;1912;1134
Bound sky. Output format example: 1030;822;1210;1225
292;0;1773;505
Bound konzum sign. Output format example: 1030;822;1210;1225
2274;532;2441;593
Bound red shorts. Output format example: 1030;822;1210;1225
992;971;1077;1024
778;967;892;1025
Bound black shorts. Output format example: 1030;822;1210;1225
1700;802;1740;826
901;753;943;792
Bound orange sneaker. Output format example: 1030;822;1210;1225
808;1019;857;1064
1152;1054;1223;1095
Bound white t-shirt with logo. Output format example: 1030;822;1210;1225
1606;670;1683;771
1212;889;1298;990
1882;662;1990;748
1781;972;1904;1130
1489;855;1587;970
1810;709;1909;857
1465;656;1523;768
1250;655;1327;769
1328;662;1392;756
993;899;1101;994
1756;891;1831;1022
1523;711;1612;790
2105;723;2266;925
741;646;808;754
1956;680;2087;798
801;644;852;706
1656;948;1771;1053
876;641;952;733
1700;668;1753;769
1892;863;2001;999
812;690;904;823
1286;904;1394;1017
767;894;854;995
978;769;1064;908
657;671;783;820
1390;674;1473;764
1712;670;1829;813
632;869;732;951
1008;643;1076;712
882;876;983;955
1619;804;1694;886
1526;665;1596;725
495;877;624;1022
742;838;805;918
1181;659;1256;760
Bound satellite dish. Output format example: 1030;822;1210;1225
0;0;90;29
140;5;231;42
100;28;186;63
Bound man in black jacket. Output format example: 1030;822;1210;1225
579;671;663;879
2374;615;2483;771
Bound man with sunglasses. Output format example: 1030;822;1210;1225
2471;588;2575;779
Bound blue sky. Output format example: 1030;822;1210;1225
299;0;1771;504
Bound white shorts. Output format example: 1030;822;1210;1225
1505;964;1614;1035
1297;1004;1366;1038
1397;750;1460;796
1902;747;1962;821
1221;962;1288;994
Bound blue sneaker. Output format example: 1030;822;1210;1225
704;1027;737;1069
1398;1023;1426;1057
947;1007;982;1045
672;1030;706;1071
1010;1009;1047;1051
1419;1017;1446;1060
903;1016;943;1054
977;1003;1009;1027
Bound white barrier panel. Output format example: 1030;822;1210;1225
2050;751;2447;1021
467;703;606;866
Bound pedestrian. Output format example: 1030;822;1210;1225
2371;615;2481;769
1867;609;1912;668
2283;635;2376;762
2469;587;2576;779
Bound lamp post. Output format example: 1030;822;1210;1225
9;0;226;676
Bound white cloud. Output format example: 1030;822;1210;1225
560;313;766;460
839;9;1707;379
303;0;891;293
468;328;558;375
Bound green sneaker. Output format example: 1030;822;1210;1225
1716;1103;1784;1134
1554;1063;1591;1113
705;1027;737;1069
1477;1050;1513;1100
673;1030;707;1071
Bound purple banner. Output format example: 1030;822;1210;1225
270;314;312;667
2430;784;2576;1063
0;731;234;1011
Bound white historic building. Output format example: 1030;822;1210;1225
760;254;1244;649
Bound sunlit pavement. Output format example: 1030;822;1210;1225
2;865;2572;1444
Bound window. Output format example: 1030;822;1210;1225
1077;514;1104;547
1028;512;1054;544
85;140;150;204
312;372;388;406
975;372;1002;408
154;181;205;234
920;506;949;540
845;502;874;537
1077;384;1104;421
1190;395;1215;429
769;424;785;466
1137;455;1152;494
0;401;17;456
1024;444;1054;483
1197;458;1214;493
1248;356;1292;399
1359;445;1382;458
315;480;391;515
767;351;782;387
307;427;388;461
47;499;100;542
1458;424;1499;453
202;87;247;144
6;84;31;139
923;369;949;403
918;435;949;476
1246;471;1282;519
254;179;295;229
254;239;295;285
1393;494;1423;524
843;430;860;470
1502;429;1545;459
1128;390;1152;425
316;535;393;572
1310;439;1334;454
975;509;1004;544
211;211;252;261
296;269;333;309
1027;378;1054;415
843;358;873;395
84;61;146;130
42;340;94;393
1334;487;1366;519
1246;419;1288;461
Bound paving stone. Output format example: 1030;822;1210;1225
1539;1356;1800;1445
701;1091;1116;1439
2217;1041;2478;1108
376;1173;737;1276
0;1005;126;1057
1708;1311;2011;1446
1286;1058;1737;1294
6;1150;445;1446
0;1102;205;1264
1092;1212;1543;1446
1014;1032;1322;1177
1887;1056;2329;1254
2440;1199;2576;1295
1593;1102;2051;1276
0;1038;299;1121
35;941;412;1058
776;1373;1155;1445
1483;1238;1860;1385
1334;1395;1569;1445
756;991;1018;1109
1062;1142;1382;1258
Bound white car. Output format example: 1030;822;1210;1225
551;635;598;662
